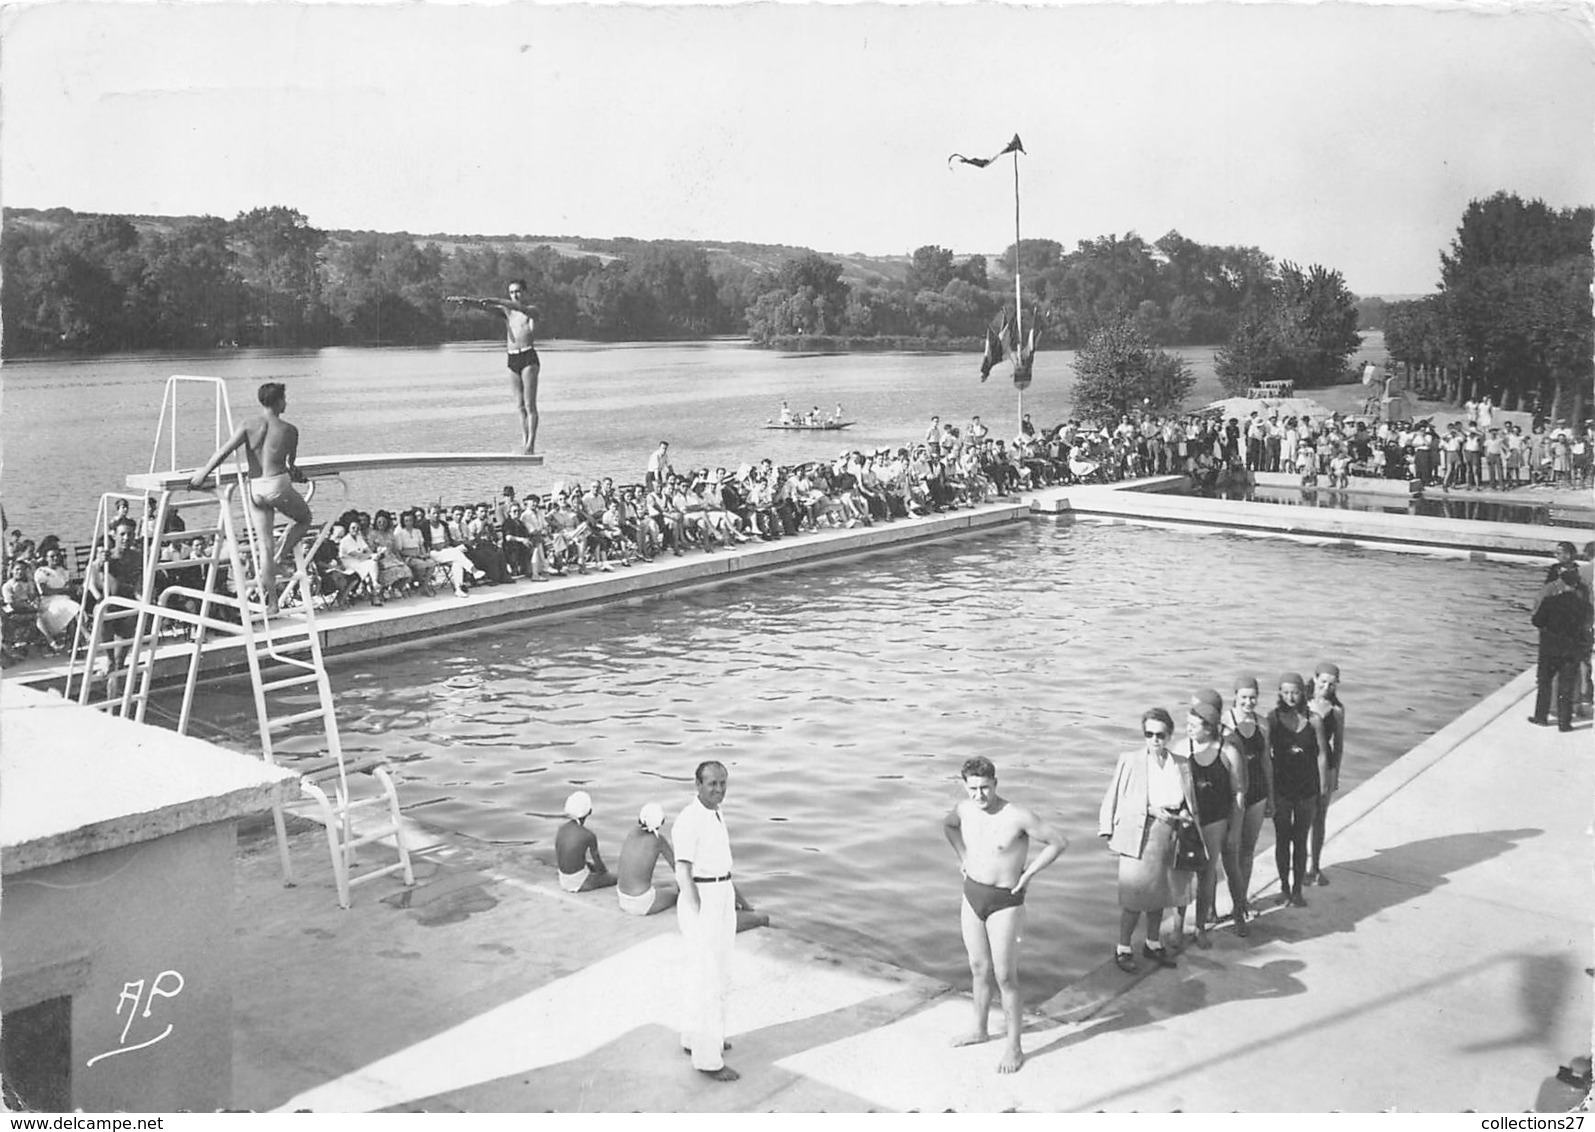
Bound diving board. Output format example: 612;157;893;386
128;452;544;492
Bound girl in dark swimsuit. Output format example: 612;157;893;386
1307;662;1345;886
1185;700;1245;949
1267;673;1328;907
1224;677;1270;935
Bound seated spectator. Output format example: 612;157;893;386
421;504;476;598
368;511;416;599
336;515;383;606
392;510;439;596
467;503;513;583
32;545;81;650
312;525;358;609
3;558;48;655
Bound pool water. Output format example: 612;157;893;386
167;520;1538;999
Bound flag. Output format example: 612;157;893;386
979;325;1005;382
947;134;1025;170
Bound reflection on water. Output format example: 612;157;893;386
167;521;1535;999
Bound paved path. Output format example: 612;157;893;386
233;672;1591;1112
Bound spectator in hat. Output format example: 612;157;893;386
555;791;616;893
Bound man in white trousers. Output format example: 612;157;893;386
674;760;741;1082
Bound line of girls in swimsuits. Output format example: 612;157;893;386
1098;665;1344;973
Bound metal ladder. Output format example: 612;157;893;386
65;376;414;908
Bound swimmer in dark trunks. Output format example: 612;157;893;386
943;755;1067;1074
446;279;543;455
962;876;1025;921
189;381;312;614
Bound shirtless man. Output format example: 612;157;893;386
943;755;1067;1074
188;382;312;613
554;791;617;893
446;279;543;454
616;803;679;915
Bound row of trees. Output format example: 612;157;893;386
1382;192;1591;426
742;232;1314;350
0;207;754;353
4;205;1359;359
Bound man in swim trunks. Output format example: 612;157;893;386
943;755;1067;1074
188;382;313;614
445;279;543;455
554;791;617;893
616;802;679;915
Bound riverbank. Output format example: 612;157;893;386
225;669;1589;1112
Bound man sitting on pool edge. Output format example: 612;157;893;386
617;803;679;915
944;755;1068;1074
556;791;617;893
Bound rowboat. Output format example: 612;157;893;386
764;421;855;431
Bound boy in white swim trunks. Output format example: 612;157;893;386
189;382;313;614
616;803;679;915
555;791;617;893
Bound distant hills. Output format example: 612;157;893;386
1;205;977;290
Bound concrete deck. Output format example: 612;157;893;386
1037;480;1576;557
229;672;1592;1113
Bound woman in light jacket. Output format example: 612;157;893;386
1100;706;1200;974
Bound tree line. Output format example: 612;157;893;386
1381;192;1592;427
8;195;1584;428
3;204;1358;361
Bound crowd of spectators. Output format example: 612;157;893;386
4;407;1591;661
1212;407;1591;490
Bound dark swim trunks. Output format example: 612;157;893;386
963;876;1025;922
507;347;540;375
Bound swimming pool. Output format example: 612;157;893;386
169;520;1538;998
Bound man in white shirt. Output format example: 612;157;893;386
674;760;765;1081
646;441;672;491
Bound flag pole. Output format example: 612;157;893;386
1013;146;1023;433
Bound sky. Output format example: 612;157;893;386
0;0;1591;296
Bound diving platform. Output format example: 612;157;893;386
127;452;543;493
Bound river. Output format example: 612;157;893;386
0;334;1383;544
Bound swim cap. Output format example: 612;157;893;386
1314;662;1341;679
1235;676;1259;693
1190;701;1221;728
638;802;664;832
564;791;593;820
1279;672;1305;689
1191;689;1223;714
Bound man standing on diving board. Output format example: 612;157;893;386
189;381;313;615
446;279;543;455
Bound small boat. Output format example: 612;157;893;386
764;421;855;431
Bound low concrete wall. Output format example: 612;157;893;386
1035;481;1567;555
14;502;1027;690
1253;470;1420;497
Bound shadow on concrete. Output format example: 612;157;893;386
1253;827;1542;948
1457;951;1578;1056
394;985;946;1113
1026;956;1309;1071
1062;949;1546;1112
